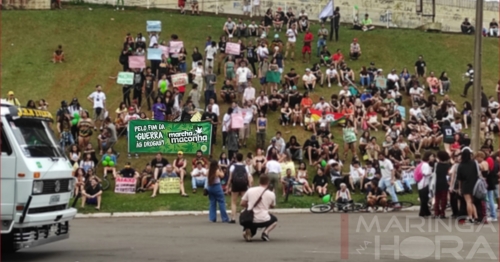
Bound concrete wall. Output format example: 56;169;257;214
3;0;50;9
12;0;500;33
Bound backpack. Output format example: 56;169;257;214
414;162;425;183
231;165;249;191
473;161;488;200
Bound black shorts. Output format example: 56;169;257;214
243;214;278;236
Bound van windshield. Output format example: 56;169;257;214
8;118;65;158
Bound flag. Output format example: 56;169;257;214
310;109;346;126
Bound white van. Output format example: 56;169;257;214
1;102;77;253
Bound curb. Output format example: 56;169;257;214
75;207;421;219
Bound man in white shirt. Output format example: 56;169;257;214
255;90;269;114
409;104;425;122
206;98;220;116
204;42;218;71
191;161;208;193
223;17;236;38
314;97;330;111
222;107;232;150
409;84;424;105
236;61;252;100
302;68;316;92
256;42;269;61
387;69;400;90
87;85;107;131
240;175;277;242
338;85;351;99
377;153;399;205
284;23;298;60
326;65;341;87
451;117;463;133
242;84;256;104
265;155;282;191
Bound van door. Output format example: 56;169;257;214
1;124;16;233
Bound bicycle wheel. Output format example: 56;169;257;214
353;202;367;212
101;178;110;191
310;204;333;213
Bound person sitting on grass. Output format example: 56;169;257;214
349;38;361;60
312;168;328;197
101;148;118;179
335;183;353;209
280;168;296;196
191;161;208;193
117;162;140;189
361;14;375;31
137;164;155;193
52;45;65;63
367;179;387;212
81;177;102;210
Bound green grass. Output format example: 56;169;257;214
2;4;499;213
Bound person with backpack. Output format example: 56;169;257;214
227;153;252;223
416;151;434;217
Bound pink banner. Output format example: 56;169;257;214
159;45;169;58
128;56;146;69
231;113;244;129
114;177;137;194
169;41;184;54
225;42;240;55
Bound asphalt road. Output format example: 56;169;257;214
2;213;499;262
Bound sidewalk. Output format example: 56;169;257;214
75;206;421;219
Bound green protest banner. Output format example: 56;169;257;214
128;120;212;155
117;72;134;85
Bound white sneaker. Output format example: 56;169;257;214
293;123;296;127
328;83;331;88
338;82;341;87
122;7;124;10
116;7;119;10
300;123;304;126
368;207;374;213
487;217;498;222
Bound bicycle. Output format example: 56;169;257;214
310;199;365;213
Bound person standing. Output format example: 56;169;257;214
240;175;277;242
414;55;427;78
377;153;399;208
87;85;106;131
284;23;298;61
461;64;474;98
227;153;252;223
433;151;451;218
206;160;230;223
457;148;479;223
418;151;434;217
330;7;340;41
302;28;313;63
486;153;499;222
317;23;328;57
204;66;217;107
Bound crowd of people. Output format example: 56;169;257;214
7;7;500;240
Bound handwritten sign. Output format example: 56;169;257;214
225;42;240;55
147;48;163;60
129;56;146;69
171;73;188;87
146;20;162;32
231;113;244;129
159;177;180;194
114;177;137;194
169;41;184;54
159;45;169;58
117;72;134;85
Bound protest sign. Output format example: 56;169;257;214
117;72;134;85
147;48;163;60
171;73;188;87
114;178;137;194
231;113;244;129
169;41;184;54
128;120;212;154
159;177;181;194
129;56;146;69
225;42;240;55
146;20;162;32
159;45;169;57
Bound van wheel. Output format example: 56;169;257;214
1;232;18;254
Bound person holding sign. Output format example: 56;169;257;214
118;162;140;189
